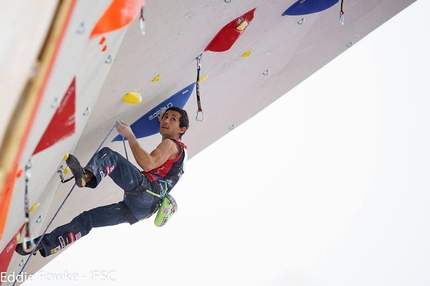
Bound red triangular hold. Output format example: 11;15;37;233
33;78;76;155
205;8;256;53
0;224;25;277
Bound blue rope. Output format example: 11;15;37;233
96;121;119;152
13;184;77;286
13;121;119;285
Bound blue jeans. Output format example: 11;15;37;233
37;147;161;257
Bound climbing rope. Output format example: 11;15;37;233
13;185;77;286
13;121;120;285
195;54;204;122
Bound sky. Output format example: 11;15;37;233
21;1;430;285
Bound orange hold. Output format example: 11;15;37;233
0;165;20;243
99;36;106;45
16;168;24;178
90;0;146;39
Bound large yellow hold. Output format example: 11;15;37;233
122;91;142;104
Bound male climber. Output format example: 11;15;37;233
16;106;189;256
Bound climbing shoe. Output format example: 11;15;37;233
65;154;87;187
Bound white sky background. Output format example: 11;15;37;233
23;1;430;285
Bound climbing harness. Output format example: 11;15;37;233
195;54;204;122
22;160;35;253
124;171;178;226
14;122;120;286
339;0;345;25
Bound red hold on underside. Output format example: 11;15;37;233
33;78;76;155
0;224;25;278
205;8;256;53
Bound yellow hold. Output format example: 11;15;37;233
152;74;161;82
242;50;251;58
199;74;208;82
237;19;249;31
122;92;142;104
29;202;40;213
63;153;69;161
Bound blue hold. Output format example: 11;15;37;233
282;0;339;16
112;82;195;142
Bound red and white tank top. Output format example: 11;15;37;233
143;139;187;192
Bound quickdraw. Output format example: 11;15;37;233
22;160;35;253
140;6;146;35
195;54;204;121
339;0;345;25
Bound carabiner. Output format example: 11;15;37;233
21;227;35;253
196;109;204;122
